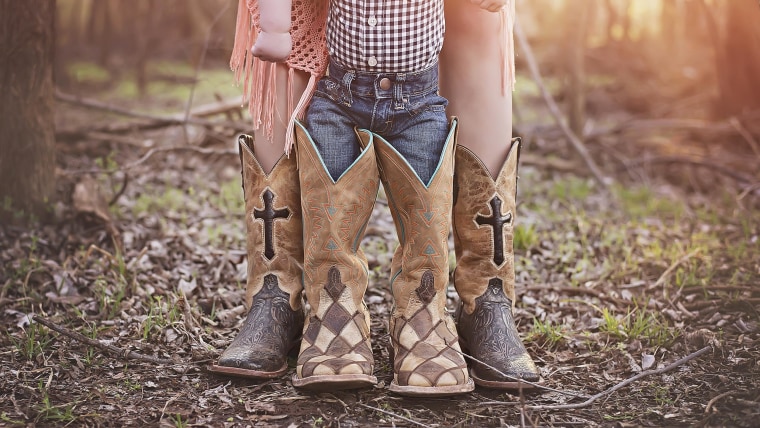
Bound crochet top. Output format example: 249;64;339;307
231;0;329;153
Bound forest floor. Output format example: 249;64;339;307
1;64;759;427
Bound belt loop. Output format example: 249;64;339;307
393;73;407;108
341;69;355;106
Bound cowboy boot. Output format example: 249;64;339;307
209;134;305;378
453;138;540;389
374;119;473;396
291;121;379;390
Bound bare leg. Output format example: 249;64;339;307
254;63;309;173
441;2;511;179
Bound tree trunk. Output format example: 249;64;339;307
567;1;593;137
715;0;760;117
0;0;56;222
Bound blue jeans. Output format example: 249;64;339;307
304;60;449;184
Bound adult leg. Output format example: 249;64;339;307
255;63;308;173
209;64;308;378
441;2;541;389
440;2;512;178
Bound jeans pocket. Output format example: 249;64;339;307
315;76;349;106
405;89;448;116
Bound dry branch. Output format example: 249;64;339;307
33;314;181;366
358;404;433;428
527;346;712;410
55;90;250;131
620;156;755;184
514;20;611;191
61;146;237;176
450;347;590;399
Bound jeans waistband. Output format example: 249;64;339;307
328;59;439;98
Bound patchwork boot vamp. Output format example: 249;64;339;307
295;267;376;387
391;272;470;390
457;279;539;384
213;275;304;377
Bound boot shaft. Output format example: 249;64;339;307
239;135;304;310
292;122;379;388
453;139;521;314
294;122;380;312
373;120;457;314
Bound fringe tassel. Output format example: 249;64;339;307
230;0;321;154
284;74;317;155
500;0;517;94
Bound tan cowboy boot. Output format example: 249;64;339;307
374;119;473;396
209;134;305;379
291;121;379;390
453;138;540;389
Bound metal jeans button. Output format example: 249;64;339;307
379;78;391;90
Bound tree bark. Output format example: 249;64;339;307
0;0;56;222
715;0;760;117
566;1;593;137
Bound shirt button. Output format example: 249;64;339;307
368;16;377;26
379;78;391;90
367;56;378;67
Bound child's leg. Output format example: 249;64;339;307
303;77;362;180
374;118;473;396
292;106;378;390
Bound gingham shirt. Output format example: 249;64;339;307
326;0;445;73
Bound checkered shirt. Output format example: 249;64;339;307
326;0;445;73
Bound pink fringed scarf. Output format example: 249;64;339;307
231;0;329;154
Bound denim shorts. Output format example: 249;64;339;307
304;60;449;184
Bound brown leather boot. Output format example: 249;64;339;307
453;138;540;389
291;122;379;390
375;119;473;396
209;134;305;379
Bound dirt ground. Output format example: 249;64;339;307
2;67;759;427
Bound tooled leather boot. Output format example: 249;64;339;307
210;134;305;379
291;121;379;390
374;118;473;396
453;138;540;389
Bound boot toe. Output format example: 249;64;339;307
218;349;284;372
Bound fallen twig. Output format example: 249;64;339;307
55;90;250;131
514;20;610;191
358;403;432;428
650;249;701;291
61;146;237;175
619;156;754;184
32;315;179;366
449;347;590;399
125;146;238;171
527;346;712;410
704;391;735;414
729;117;760;159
